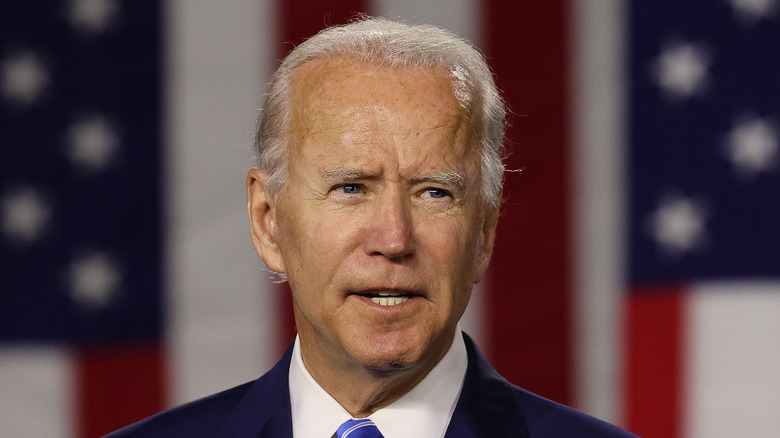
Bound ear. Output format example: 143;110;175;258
247;168;286;274
473;204;499;284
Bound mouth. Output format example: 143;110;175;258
357;290;416;306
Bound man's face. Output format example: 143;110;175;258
250;56;498;373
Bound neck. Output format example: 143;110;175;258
299;334;453;417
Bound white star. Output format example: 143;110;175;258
1;51;49;106
68;114;121;172
1;187;51;244
729;0;777;23
69;0;120;35
68;251;121;311
647;195;709;256
654;42;711;101
725;115;779;178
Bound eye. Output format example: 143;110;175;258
339;184;363;195
424;188;451;199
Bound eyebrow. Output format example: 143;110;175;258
413;171;466;192
320;168;376;183
320;168;467;192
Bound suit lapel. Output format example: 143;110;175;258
210;334;528;438
215;344;295;438
444;333;530;438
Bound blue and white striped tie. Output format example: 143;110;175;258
334;418;384;438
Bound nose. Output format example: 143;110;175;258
363;192;415;261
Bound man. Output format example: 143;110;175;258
108;17;637;438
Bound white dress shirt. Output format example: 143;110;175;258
289;327;468;438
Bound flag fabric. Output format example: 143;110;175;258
624;1;780;437
2;1;778;437
1;1;165;436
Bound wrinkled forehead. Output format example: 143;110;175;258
287;55;473;143
292;56;469;112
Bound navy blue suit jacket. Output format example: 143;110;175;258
107;334;638;437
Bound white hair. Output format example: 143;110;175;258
255;16;506;207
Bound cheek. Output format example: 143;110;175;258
425;217;474;259
274;208;320;279
430;217;487;302
278;210;363;281
420;224;475;325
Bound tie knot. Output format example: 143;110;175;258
335;418;384;438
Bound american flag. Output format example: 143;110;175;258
1;1;778;437
2;0;164;436
625;1;780;437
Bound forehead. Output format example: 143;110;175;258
287;56;475;164
289;55;460;108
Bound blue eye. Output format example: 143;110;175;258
426;188;450;199
341;184;362;194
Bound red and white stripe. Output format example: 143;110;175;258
4;1;779;437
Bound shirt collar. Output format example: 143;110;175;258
289;327;468;438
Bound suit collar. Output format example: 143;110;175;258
212;333;530;438
215;343;295;438
445;333;530;438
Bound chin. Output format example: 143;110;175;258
358;354;420;373
347;330;433;372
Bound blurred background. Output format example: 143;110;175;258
1;0;778;437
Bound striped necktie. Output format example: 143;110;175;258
333;418;385;438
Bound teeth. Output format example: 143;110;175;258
371;296;409;306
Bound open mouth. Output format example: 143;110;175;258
362;291;412;306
